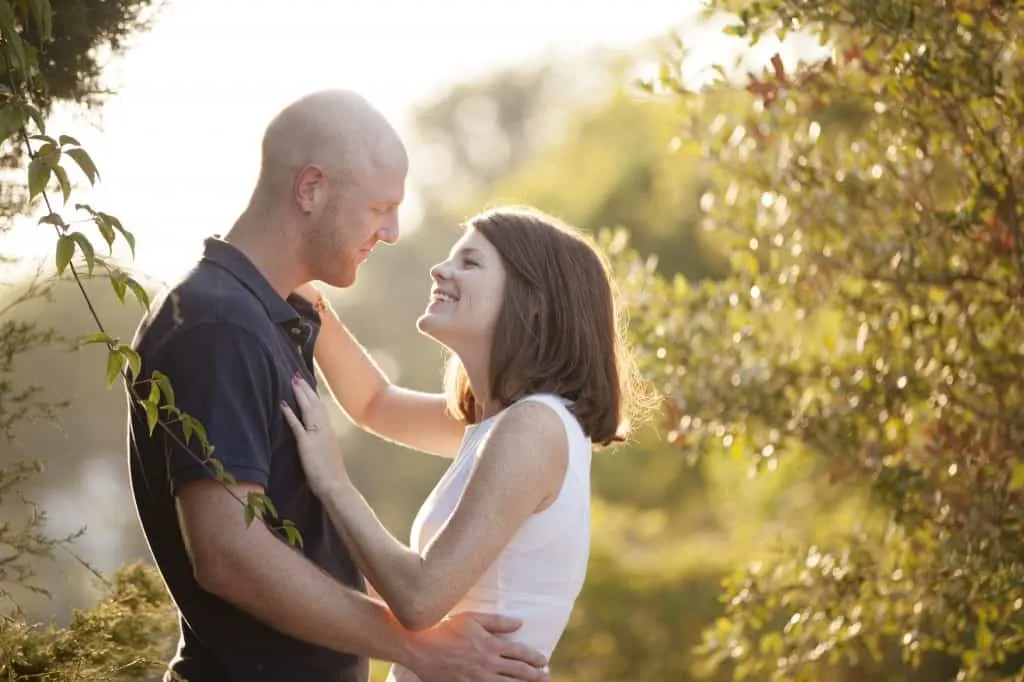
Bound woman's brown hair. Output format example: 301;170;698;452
443;206;643;446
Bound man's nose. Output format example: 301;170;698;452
377;216;400;244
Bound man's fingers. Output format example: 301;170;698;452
465;611;522;635
495;639;547;669
493;656;548;681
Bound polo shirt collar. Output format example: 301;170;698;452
201;236;299;326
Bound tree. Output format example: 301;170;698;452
0;0;160;613
621;1;1024;680
0;1;216;679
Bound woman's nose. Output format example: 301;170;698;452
430;261;451;281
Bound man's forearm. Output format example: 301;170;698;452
201;518;416;665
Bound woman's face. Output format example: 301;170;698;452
416;228;508;354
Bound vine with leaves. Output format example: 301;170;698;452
0;0;303;548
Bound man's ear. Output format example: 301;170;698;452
294;165;327;214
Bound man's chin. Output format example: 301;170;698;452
324;267;357;289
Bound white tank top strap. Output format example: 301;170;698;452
514;393;591;486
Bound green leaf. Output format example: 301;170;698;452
58;134;80;147
23;103;46;135
976;610;992;652
282;519;304;549
243;501;256;527
124;276;150;311
68;232;95;274
0;103;27;147
35;141;59;163
146;380;161;410
102;213;134;256
0;1;15;33
144;399;159;434
261;495;279;520
109;271;127;303
95;216;115;251
28;156;50;200
118;345;141;381
37;212;64;228
208;456;225;477
52;164;71;204
106;348;122;387
28;0;53;42
66;148;99;185
190;418;209;451
124;350;141;379
55;234;75;275
1010;463;1024;491
218;467;236;485
2;27;28;78
182;415;194;445
80;331;115;346
151;372;174;407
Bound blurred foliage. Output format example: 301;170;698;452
0;0;176;680
609;0;1023;680
406;2;1024;680
0;561;177;681
0;0;160;224
0;0;160;609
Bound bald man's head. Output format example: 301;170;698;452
255;89;407;200
244;90;407;288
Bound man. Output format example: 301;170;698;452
128;90;549;682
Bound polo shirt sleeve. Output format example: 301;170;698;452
151;321;278;493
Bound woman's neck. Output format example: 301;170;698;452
457;350;500;422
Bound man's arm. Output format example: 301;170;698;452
177;479;547;680
176;478;411;659
159;322;547;681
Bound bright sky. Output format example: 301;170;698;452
4;0;827;290
2;0;709;286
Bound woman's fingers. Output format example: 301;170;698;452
291;373;313;412
280;401;305;437
290;374;327;423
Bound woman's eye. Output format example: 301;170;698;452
463;259;478;268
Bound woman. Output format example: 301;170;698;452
283;206;642;681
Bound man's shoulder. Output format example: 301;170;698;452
135;262;273;355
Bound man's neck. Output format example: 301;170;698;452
224;211;306;299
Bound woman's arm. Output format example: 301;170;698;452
282;380;568;631
298;285;464;458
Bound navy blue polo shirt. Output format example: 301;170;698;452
128;237;367;682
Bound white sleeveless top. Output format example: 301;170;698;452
387;394;592;681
